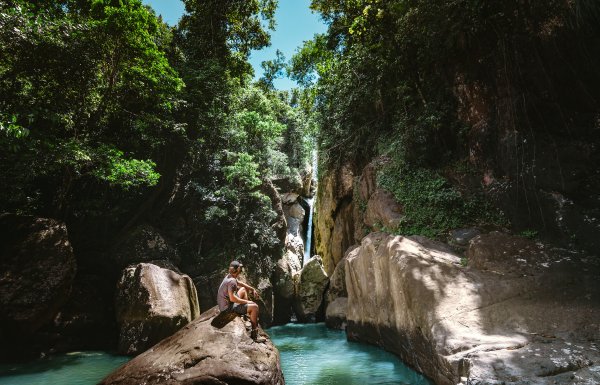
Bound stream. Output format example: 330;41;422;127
269;323;431;385
0;324;431;385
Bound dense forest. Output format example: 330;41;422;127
0;0;314;277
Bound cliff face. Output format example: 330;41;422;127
451;18;600;251
314;163;356;276
316;45;600;276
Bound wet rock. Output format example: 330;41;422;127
260;179;287;252
325;297;347;330
100;306;284;385
0;214;76;359
345;232;600;385
116;263;200;355
294;256;329;322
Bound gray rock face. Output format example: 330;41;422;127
325;297;348;330
0;215;76;344
324;248;353;330
116;263;200;355
112;224;179;268
326;253;348;304
254;276;274;327
345;232;600;385
101;306;284;385
294;256;329;322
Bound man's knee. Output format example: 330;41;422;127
238;287;247;298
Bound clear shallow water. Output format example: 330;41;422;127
269;323;432;385
0;325;432;385
0;351;129;385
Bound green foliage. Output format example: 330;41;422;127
259;49;287;90
0;0;183;213
519;230;538;240
93;146;160;189
378;165;462;238
378;159;505;238
0;113;29;152
223;152;261;189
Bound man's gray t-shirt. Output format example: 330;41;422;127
217;275;238;311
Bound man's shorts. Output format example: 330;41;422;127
229;303;248;315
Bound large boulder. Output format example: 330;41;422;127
324;246;355;330
363;188;403;230
101;306;284;385
345;232;600;385
301;164;314;197
325;297;348;330
0;214;76;358
325;247;354;304
112;224;179;268
116;263;200;355
293;256;329;322
282;193;305;257
253;276;275;328
273;249;301;324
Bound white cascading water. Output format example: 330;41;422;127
303;196;314;264
303;149;318;265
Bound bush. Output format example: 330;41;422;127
378;161;506;238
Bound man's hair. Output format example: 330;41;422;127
228;260;243;274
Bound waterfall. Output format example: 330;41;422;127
303;149;318;265
303;197;314;264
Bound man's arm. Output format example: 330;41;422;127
236;280;260;298
228;287;250;304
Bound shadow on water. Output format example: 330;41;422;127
269;323;432;385
0;351;129;385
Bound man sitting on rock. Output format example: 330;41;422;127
217;260;264;341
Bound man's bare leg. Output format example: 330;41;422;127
238;288;262;340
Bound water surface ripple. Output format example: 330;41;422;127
269;323;432;385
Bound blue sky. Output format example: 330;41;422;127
143;0;327;89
